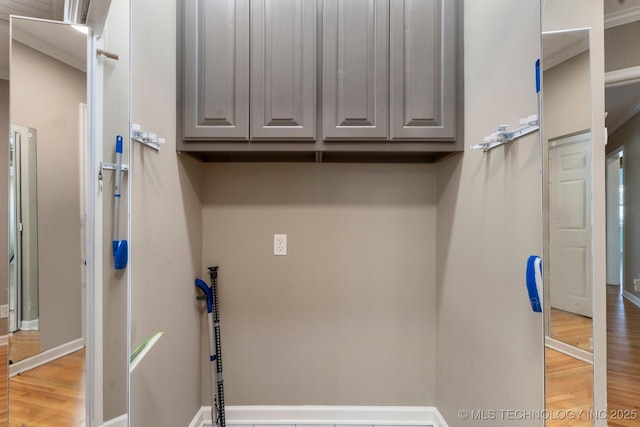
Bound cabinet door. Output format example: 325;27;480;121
323;0;388;140
251;0;316;140
183;0;249;140
390;0;455;140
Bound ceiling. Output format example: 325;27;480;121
0;0;65;78
12;16;86;70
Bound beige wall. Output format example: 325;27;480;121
435;1;544;425
605;20;640;72
101;0;131;418
11;41;84;352
0;79;8;336
125;0;607;425
607;113;640;297
201;163;437;406
129;0;204;424
543;51;591;140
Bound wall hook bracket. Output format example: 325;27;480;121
471;114;540;152
131;123;165;150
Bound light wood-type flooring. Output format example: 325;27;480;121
9;330;41;363
546;286;640;427
8;348;85;426
607;285;640;427
546;346;594;427
550;308;593;352
0;344;8;424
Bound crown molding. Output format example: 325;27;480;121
12;26;86;72
543;37;589;70
605;65;640;88
608;98;640;135
605;5;640;29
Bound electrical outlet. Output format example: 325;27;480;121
0;305;8;319
634;279;640;292
274;234;287;256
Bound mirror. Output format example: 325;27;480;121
9;16;87;425
542;28;595;423
8;124;39;363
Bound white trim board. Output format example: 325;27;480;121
623;291;640;310
20;318;39;331
189;406;448;427
545;336;593;364
100;414;127;427
9;337;84;377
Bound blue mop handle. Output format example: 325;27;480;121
112;135;123;254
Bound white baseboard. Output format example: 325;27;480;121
545;336;593;364
189;406;448;427
623;290;640;310
21;318;39;331
100;414;127;427
9;337;85;377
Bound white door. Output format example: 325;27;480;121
549;132;593;318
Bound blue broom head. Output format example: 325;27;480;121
526;255;543;313
114;240;128;270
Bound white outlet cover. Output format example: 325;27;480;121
274;234;287;256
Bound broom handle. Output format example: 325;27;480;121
112;135;123;246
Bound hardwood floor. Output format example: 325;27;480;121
9;330;40;363
8;349;85;427
549;308;593;352
607;285;640;427
545;346;594;427
0;345;8;425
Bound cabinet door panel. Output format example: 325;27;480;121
183;0;249;140
251;0;316;140
323;0;388;140
390;0;455;140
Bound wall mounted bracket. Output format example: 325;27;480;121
99;161;129;193
101;161;129;172
471;114;540;152
131;123;165;150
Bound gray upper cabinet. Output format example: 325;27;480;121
183;0;250;140
179;0;461;159
251;0;317;140
322;0;389;140
390;0;455;140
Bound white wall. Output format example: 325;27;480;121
435;1;544;425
